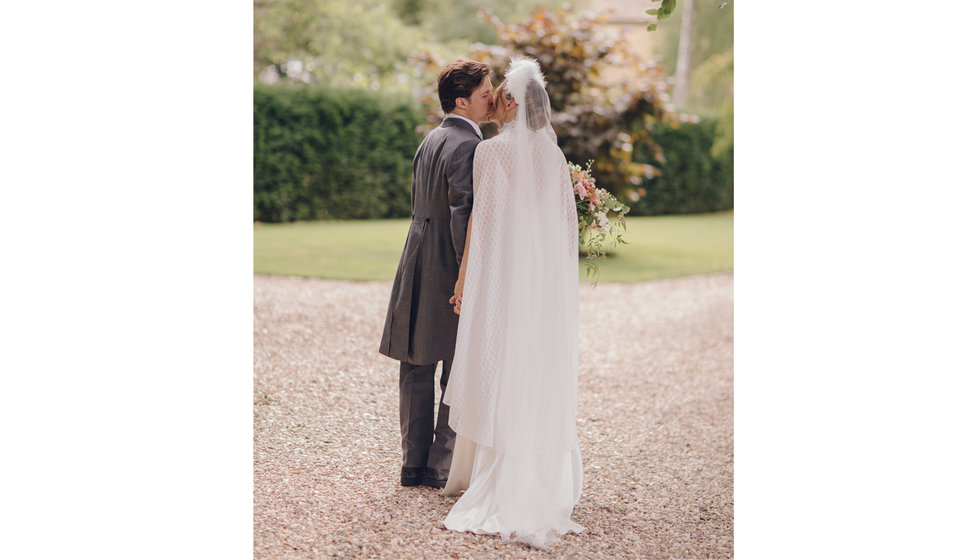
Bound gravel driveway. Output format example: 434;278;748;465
254;273;733;559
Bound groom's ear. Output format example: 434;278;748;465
454;97;468;112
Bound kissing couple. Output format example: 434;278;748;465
379;55;583;549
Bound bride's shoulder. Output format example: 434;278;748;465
475;134;511;158
482;132;510;146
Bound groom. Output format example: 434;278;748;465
379;59;493;489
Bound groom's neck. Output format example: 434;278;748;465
450;109;479;124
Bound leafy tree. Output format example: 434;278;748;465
391;0;584;45
254;0;585;91
646;0;730;32
646;0;678;31
254;0;446;91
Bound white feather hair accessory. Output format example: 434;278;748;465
504;55;546;104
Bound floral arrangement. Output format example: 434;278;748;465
569;160;630;284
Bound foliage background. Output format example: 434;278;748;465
647;0;734;114
253;86;422;222
253;0;734;222
254;0;583;92
631;118;733;215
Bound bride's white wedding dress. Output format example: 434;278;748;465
441;56;583;549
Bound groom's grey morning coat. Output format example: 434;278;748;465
379;118;480;365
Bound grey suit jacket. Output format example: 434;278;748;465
379;118;480;364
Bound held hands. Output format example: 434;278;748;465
449;277;463;315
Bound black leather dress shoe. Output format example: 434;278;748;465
401;467;425;487
420;468;447;489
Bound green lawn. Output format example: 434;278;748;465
254;212;732;282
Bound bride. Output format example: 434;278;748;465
441;56;583;549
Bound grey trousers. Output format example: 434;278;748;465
399;359;455;477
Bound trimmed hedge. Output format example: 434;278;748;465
254;85;423;222
629;118;734;216
253;85;732;221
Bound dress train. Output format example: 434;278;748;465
442;435;584;549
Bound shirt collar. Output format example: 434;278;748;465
446;114;483;139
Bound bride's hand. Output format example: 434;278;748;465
450;278;463;315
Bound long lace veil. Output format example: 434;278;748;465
445;56;580;458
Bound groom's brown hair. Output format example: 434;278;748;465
437;59;491;114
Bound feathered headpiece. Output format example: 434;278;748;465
504;56;547;105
